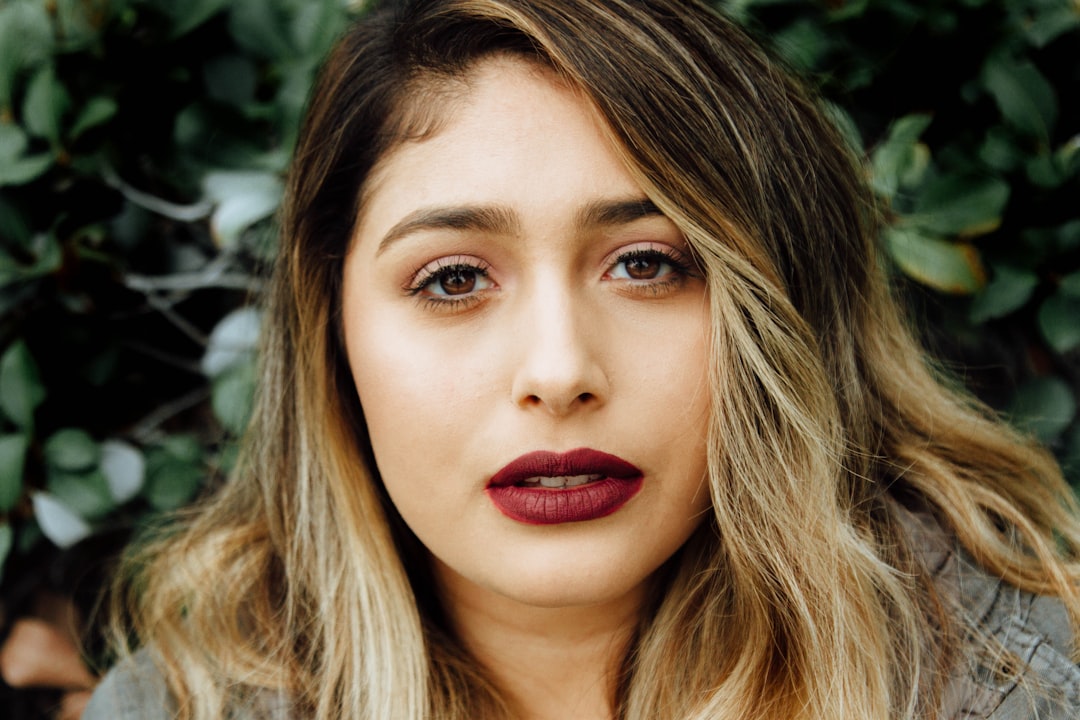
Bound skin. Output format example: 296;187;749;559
341;57;712;719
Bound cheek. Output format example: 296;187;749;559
341;303;496;510
644;312;711;439
347;323;448;456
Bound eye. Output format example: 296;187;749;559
407;256;496;304
427;265;490;296
609;251;676;281
605;246;694;284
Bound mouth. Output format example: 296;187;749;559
486;448;643;524
517;474;604;488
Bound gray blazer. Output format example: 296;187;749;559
83;512;1080;719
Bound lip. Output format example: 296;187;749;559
486;448;643;525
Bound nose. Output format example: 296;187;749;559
510;287;608;417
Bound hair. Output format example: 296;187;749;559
110;1;1080;718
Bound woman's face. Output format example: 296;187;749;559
341;57;712;610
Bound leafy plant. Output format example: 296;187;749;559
0;3;357;710
734;0;1080;482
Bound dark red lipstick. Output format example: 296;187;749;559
486;448;643;525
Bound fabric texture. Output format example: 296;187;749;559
82;512;1080;719
900;509;1080;719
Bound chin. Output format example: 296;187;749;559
484;552;658;610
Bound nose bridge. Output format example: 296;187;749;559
511;277;606;414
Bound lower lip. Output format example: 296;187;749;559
486;476;643;525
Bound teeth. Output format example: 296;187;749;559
521;474;604;489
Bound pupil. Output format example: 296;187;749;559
627;257;660;279
440;269;476;294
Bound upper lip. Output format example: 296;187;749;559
488;448;642;487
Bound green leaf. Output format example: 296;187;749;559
203;54;257;108
100;439;145;503
910;173;1010;237
724;0;796;23
871;114;932;198
22;64;70;145
771;18;832;71
201;307;262;377
1059;137;1080;177
47;468;114;519
885;225;986;294
32;492;91;548
1023;7;1080;47
0;433;28;512
68;96;117;140
1063;424;1080;489
144;456;203;511
1025;151;1070;189
0;124;53;186
228;0;295;60
212;360;256;435
1055;221;1080;253
0;522;12;584
159;434;202;464
274;63;316;149
143;436;205;511
1024;221;1080;259
44;428;99;472
13;232;63;282
159;0;231;38
1007;377;1076;443
290;0;349;60
0;340;45;429
826;0;870;21
16;520;40;555
981;55;1057;141
0;2;54;108
1038;293;1080;353
0;192;32;247
54;0;108;50
822;101;864;155
969;266;1038;323
216;441;240;475
1060;271;1080;297
203;170;283;249
979;126;1024;172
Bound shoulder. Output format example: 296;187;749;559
84;647;297;720
83;648;174;720
898;509;1080;720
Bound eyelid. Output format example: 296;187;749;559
602;242;697;278
405;255;493;295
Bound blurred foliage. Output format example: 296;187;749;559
0;1;359;705
0;0;1077;691
731;0;1080;478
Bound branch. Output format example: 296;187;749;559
129;386;212;443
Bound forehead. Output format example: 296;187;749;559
352;56;644;245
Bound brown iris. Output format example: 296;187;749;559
438;268;478;295
624;256;663;280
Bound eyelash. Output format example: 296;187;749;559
406;256;494;312
405;246;697;312
605;247;696;291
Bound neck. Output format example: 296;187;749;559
433;560;648;720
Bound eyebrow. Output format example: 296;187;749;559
374;197;664;257
376;205;518;257
575;197;663;228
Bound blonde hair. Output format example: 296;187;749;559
110;1;1080;718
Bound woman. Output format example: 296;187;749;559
85;0;1080;718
